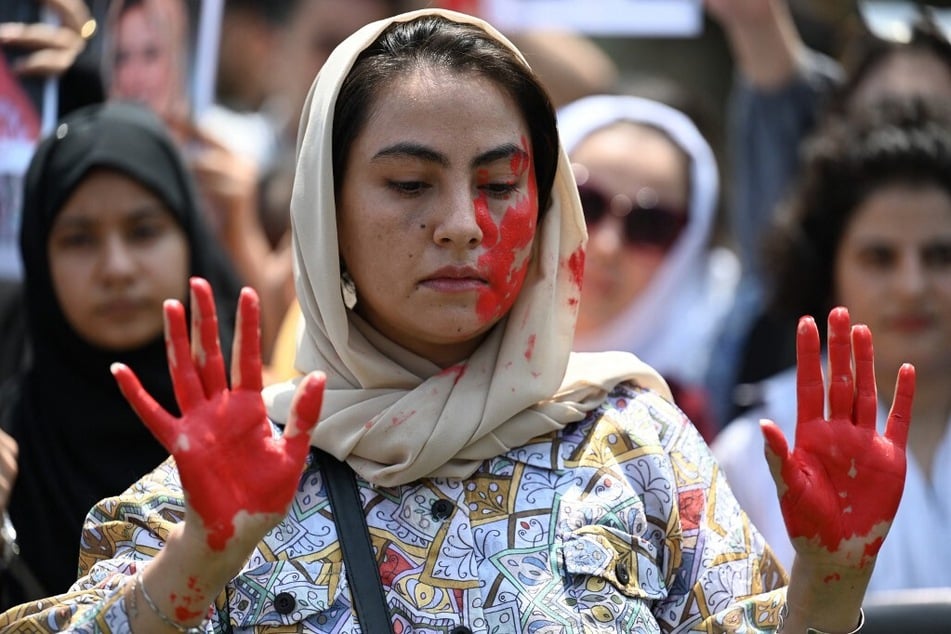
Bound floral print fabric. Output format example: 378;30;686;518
0;385;787;632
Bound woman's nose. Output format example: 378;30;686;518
99;234;137;279
893;252;928;297
586;217;625;259
432;188;485;248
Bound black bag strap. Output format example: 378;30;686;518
314;449;391;631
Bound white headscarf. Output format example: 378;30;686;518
263;9;670;487
558;95;737;385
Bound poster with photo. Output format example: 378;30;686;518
101;0;222;124
441;0;704;37
0;0;222;280
0;1;58;280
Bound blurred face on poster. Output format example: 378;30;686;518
107;0;189;122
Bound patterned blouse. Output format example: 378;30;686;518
0;384;788;632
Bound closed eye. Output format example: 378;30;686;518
387;180;430;197
480;182;519;200
924;242;951;269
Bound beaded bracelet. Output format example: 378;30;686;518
135;569;207;634
778;604;865;634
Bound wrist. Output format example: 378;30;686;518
134;569;208;633
780;604;864;634
783;556;871;633
723;3;803;89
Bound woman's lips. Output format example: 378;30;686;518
97;298;148;319
887;314;935;333
420;266;487;292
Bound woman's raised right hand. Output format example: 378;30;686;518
112;277;325;555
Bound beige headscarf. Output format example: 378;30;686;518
263;8;670;487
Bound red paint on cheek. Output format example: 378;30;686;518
475;144;538;323
473;187;500;248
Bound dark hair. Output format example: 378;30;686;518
332;14;559;215
832;13;951;113
764;96;951;327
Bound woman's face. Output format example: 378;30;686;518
835;184;951;377
49;169;190;351
338;67;537;367
111;4;179;118
569;122;689;337
850;49;951;108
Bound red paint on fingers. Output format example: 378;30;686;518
777;308;911;566
136;280;314;551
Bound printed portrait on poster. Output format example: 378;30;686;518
0;0;221;279
101;0;221;123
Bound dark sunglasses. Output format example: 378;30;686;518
577;183;688;252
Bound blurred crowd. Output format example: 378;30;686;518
0;0;949;623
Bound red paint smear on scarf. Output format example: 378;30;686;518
567;247;585;289
439;364;467;385
524;334;536;360
474;139;537;323
391;409;416;427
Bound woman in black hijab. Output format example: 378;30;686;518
0;101;241;605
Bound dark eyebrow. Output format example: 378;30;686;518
51;203;168;230
372;142;449;167
471;143;527;169
371;142;528;170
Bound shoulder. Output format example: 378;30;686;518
560;381;714;473
79;456;184;576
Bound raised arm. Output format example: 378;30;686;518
0;0;93;77
111;277;325;631
761;307;915;632
704;0;803;90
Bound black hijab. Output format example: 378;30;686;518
3;101;242;599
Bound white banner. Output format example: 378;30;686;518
479;0;704;36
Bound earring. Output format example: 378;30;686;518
341;271;358;310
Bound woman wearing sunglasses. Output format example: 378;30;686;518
558;94;738;439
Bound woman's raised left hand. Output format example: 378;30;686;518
761;306;915;571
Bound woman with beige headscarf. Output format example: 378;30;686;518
0;8;915;633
